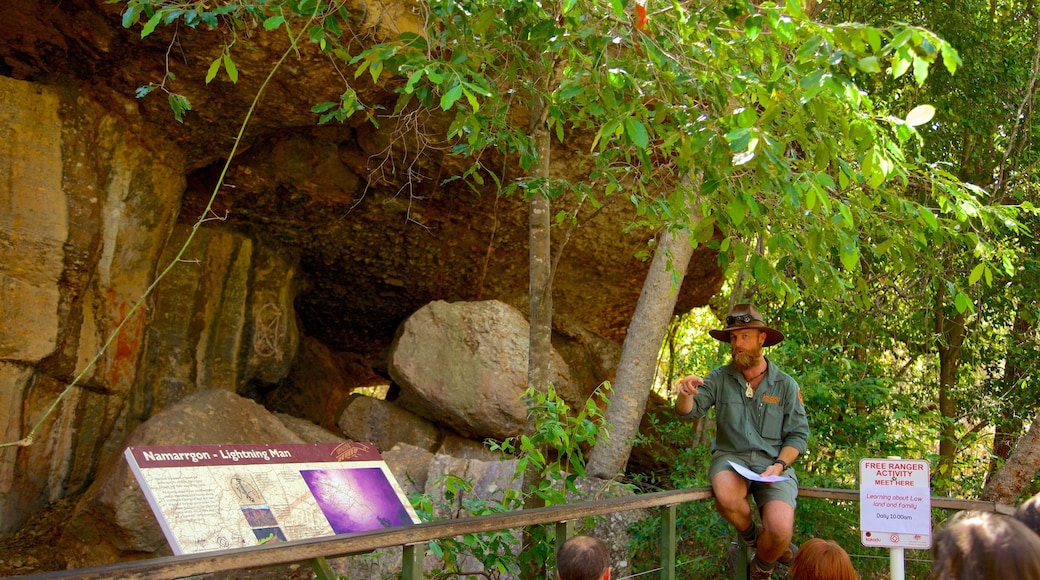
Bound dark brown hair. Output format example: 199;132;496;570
932;511;1040;579
1016;492;1040;537
557;535;610;580
789;538;857;580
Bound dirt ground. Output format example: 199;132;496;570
0;496;77;576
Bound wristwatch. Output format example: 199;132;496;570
772;458;788;469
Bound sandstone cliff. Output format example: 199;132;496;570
0;0;724;537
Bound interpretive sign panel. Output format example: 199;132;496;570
125;442;421;555
859;458;931;549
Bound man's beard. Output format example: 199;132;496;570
731;344;763;371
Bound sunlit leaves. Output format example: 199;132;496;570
141;11;162;37
113;0;1016;318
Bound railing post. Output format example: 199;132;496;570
555;521;572;549
551;521;572;578
310;556;337;580
732;538;750;580
660;504;676;580
401;542;424;580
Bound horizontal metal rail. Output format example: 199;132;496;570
10;486;1012;580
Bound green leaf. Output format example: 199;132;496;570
919;206;938;230
404;69;423;94
905;105;935;127
223;52;238;83
464;88;479;112
625;118;650;149
866;28;882;52
968;263;985;286
726;127;752;152
857;56;881;73
775;15;794;41
121;5;141;28
441;84;463;110
168;93;192;123
839;240;859;271
913;56;929;85
556;82;584;101
745;14;762;40
838;202;853;227
141;11;162;37
427;69;445;84
796;36;823;62
892;57;911;79
954;291;971;313
263;15;285;30
462;80;492;97
941;44;962;74
727;197;748;226
815;172;835;189
735;107;757;128
205;57;221;84
608;0;625;18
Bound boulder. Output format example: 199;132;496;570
337;393;442;453
58;389;306;568
389;300;569;440
382;443;436;497
436;432;507;462
276;413;350;444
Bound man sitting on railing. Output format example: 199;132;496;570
674;303;810;580
557;535;611;580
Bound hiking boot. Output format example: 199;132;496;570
777;541;798;566
749;556;774;580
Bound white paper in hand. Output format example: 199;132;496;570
729;460;791;483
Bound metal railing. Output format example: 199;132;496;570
10;487;1014;580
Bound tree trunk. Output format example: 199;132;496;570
982;411;1040;504
521;88;553;580
526;134;553;406
934;285;965;492
586;221;696;479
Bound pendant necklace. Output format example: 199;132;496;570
744;365;768;398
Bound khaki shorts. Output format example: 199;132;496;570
709;450;798;510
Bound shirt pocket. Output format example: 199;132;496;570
759;403;784;441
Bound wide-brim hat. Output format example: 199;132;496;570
708;303;784;347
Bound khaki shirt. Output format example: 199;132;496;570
678;358;809;456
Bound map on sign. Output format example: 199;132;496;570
124;442;421;555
